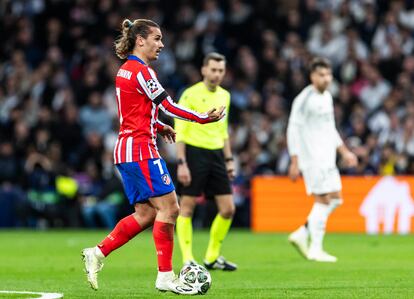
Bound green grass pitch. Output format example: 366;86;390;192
0;230;413;298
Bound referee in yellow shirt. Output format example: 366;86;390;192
175;52;237;271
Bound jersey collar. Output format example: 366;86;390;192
127;55;146;65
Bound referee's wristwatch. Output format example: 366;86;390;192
177;158;186;165
225;157;234;162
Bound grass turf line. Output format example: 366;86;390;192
0;230;413;298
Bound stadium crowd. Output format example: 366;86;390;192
1;0;414;228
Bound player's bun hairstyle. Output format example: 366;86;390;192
203;52;226;66
114;19;160;59
309;57;331;73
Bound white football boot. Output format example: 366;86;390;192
307;248;337;263
155;271;197;295
288;226;309;259
81;247;104;290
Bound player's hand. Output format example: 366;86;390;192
342;150;358;168
288;163;300;182
205;106;226;122
158;125;176;144
178;163;191;186
226;160;236;180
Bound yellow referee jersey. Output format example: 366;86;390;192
175;82;230;150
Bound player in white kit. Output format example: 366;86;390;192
286;58;357;262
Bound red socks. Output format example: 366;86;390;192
97;217;174;272
98;215;142;257
153;221;174;272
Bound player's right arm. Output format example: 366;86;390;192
287;93;306;181
136;67;225;124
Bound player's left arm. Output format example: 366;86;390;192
223;139;235;180
330;98;357;168
221;95;235;180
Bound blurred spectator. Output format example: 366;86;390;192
358;65;391;112
77;161;123;229
79;91;112;137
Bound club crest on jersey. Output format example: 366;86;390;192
161;174;171;185
146;79;158;92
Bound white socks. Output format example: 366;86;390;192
327;198;343;215
307;202;329;252
306;198;343;252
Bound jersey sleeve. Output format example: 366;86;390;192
329;96;343;148
159;95;212;123
137;67;218;124
155;119;166;132
333;128;343;148
136;67;167;105
287;93;307;156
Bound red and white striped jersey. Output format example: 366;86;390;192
114;55;211;164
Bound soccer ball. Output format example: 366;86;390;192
179;263;212;294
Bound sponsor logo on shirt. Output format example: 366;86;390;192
120;129;133;135
117;69;132;80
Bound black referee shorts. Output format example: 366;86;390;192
179;144;232;197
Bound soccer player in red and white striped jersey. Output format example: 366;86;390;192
113;49;219;164
82;19;225;295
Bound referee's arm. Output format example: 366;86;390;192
177;141;191;186
223;138;235;180
221;104;235;180
175;90;192;186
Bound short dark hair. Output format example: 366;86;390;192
203;52;226;66
309;57;331;73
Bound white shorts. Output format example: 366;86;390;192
301;166;342;196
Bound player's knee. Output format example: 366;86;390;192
168;203;180;220
219;205;235;219
314;194;330;204
179;196;196;215
180;206;194;217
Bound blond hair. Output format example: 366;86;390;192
114;19;160;59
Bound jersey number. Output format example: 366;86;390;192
153;159;164;175
116;87;123;125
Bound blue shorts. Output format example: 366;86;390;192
116;159;175;205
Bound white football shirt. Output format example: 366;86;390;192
287;85;343;170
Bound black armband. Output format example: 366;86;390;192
153;90;169;105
